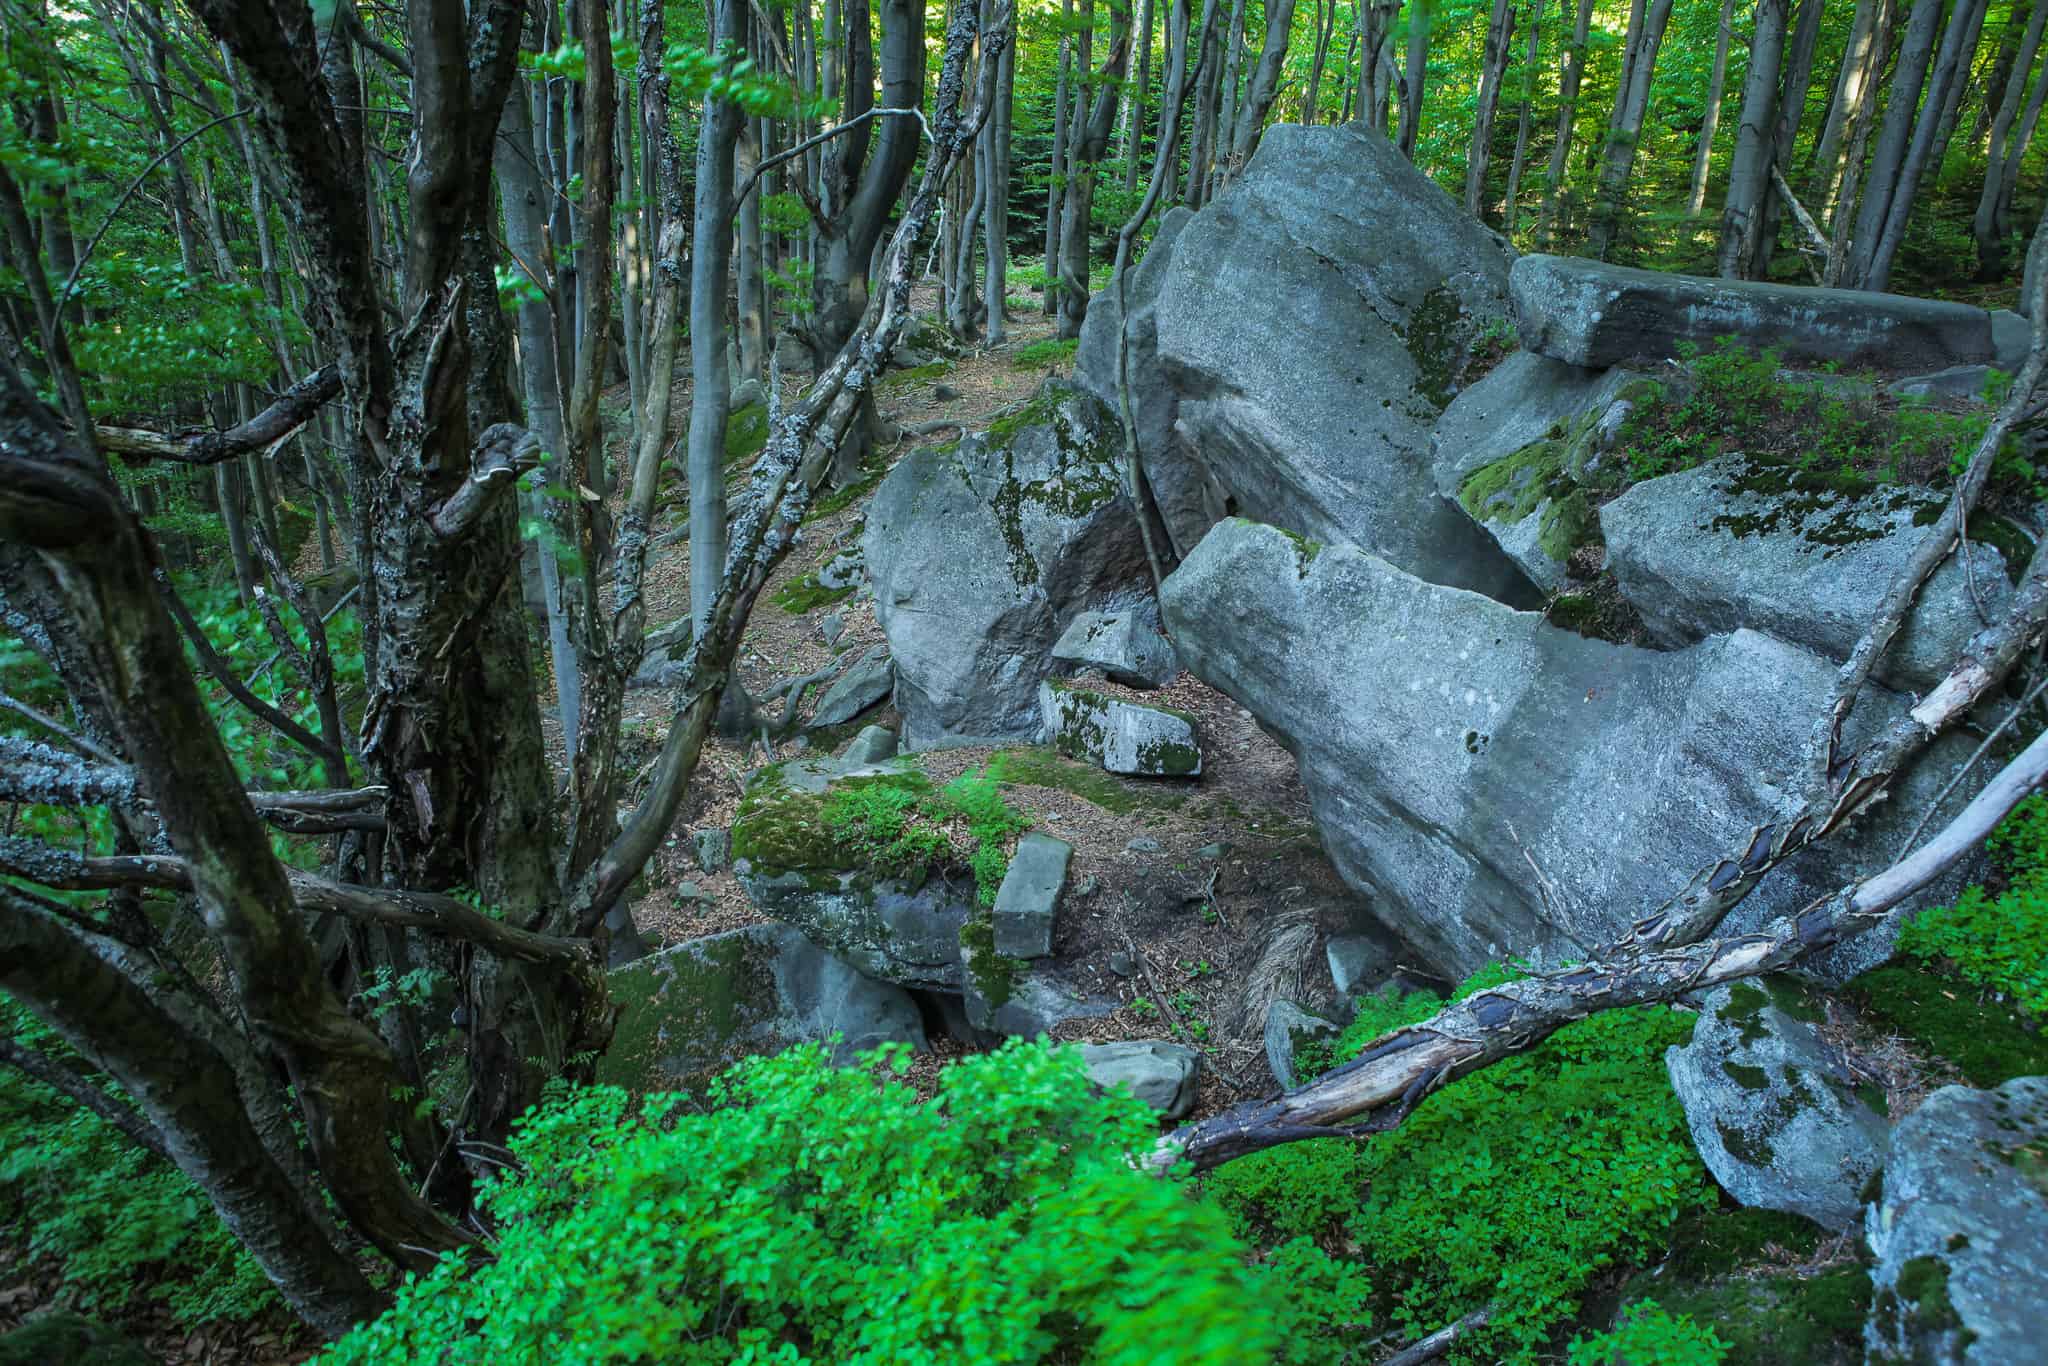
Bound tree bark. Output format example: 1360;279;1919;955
1844;0;1950;286
1464;0;1518;217
1229;0;1299;165
1500;0;1548;233
1718;0;1789;276
1536;0;1598;247
1976;1;2048;275
1398;0;1434;160
1860;0;1993;290
1689;0;1738;216
1585;0;1676;259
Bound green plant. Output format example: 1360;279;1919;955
0;999;282;1330
1567;1301;1727;1365
1130;996;1159;1019
1897;792;2048;1015
1206;967;1709;1362
318;1041;1287;1364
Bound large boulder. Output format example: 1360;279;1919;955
1865;1076;2048;1364
1103;122;1537;604
1050;597;1181;689
865;381;1151;746
1666;979;1889;1232
598;923;926;1091
1512;254;1996;373
1160;518;1970;977
1074;206;1224;559
1601;457;2020;691
1079;1040;1203;1119
729;756;981;991
1430;349;1645;499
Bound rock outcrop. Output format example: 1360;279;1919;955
1160;518;1965;977
1512;254;1998;372
1039;680;1202;776
1666;980;1888;1231
864;381;1150;746
598;923;926;1091
1865;1076;2048;1363
1081;122;1539;605
1602;457;2017;691
1079;1040;1202;1119
1050;598;1181;689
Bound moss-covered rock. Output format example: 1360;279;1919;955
1038;679;1202;777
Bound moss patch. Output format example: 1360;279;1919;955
726;400;770;464
1846;962;2048;1087
984;747;1191;816
968;385;1123;590
959;911;1018;1008
772;571;857;615
1458;438;1602;564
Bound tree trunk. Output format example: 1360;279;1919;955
1045;0;1071;302
1058;0;1132;338
1585;0;1676;259
1464;0;1518;217
1718;0;1789;275
1844;0;1949;286
1398;0;1433;159
1500;0;1548;232
690;0;746;633
1229;0;1300;164
1976;3;2048;275
1813;0;1888;223
1689;0;1738;215
1126;0;1158;189
1750;0;1827;275
984;17;1017;342
1536;0;1597;247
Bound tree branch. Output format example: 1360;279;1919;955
428;422;544;537
0;1035;170;1161
94;362;341;465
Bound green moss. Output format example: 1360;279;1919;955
984;746;1191;815
1708;456;1933;552
886;360;955;384
959;912;1018;1008
772;571;857;615
1134;737;1201;777
1846;963;2048;1087
1717;1117;1775;1167
1010;337;1078;369
725;400;770;464
1723;981;1773;1045
1400;286;1474;411
1896;1255;1959;1332
1722;1061;1770;1091
1457;439;1602;564
972;385;1123;590
730;767;932;874
596;934;770;1094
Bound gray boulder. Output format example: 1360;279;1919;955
1079;1040;1203;1119
597;923;926;1091
1265;1000;1340;1090
1512;254;1995;373
993;831;1070;958
1865;1076;2048;1364
963;962;1119;1037
1160;518;1972;978
1993;308;2031;371
811;644;894;728
865;382;1151;746
1665;979;1888;1232
1138;123;1537;604
1074;206;1225;560
1051;598;1181;688
1430;349;1645;499
1326;934;1391;1001
1039;679;1202;776
730;756;979;990
1889;364;2001;401
1601;456;2017;691
816;546;866;590
692;827;731;875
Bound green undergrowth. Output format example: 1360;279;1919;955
1010;337;1078;369
317;1041;1309;1365
733;762;1029;907
0;999;284;1331
1846;963;2048;1088
1202;966;1709;1362
1615;337;2038;500
1567;1301;1728;1365
1895;792;2048;1017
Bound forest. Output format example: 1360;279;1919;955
4;0;2048;1359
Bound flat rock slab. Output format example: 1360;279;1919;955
1079;1040;1203;1119
1051;600;1182;689
1039;679;1202;777
1665;980;1888;1232
598;923;926;1092
993;831;1071;958
1512;254;1995;373
811;644;894;728
1865;1076;2048;1364
1161;517;1972;978
1601;456;2015;692
963;964;1119;1037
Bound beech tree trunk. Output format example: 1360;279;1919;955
1229;0;1299;165
1464;0;1517;217
1398;0;1433;159
1500;0;1548;232
1536;0;1597;247
1689;0;1737;215
1976;1;2048;275
1718;0;1789;276
1585;0;1676;260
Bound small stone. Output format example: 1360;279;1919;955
837;724;900;766
811;645;894;729
692;828;731;874
819;612;846;645
992;832;1071;959
1079;1040;1202;1119
1074;874;1100;898
1325;934;1389;1000
1264;1001;1339;1091
1125;836;1162;854
932;382;962;401
675;880;706;903
817;547;865;590
1050;603;1181;689
1195;842;1229;861
1108;950;1136;977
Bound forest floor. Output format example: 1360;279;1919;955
530;282;1405;1119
